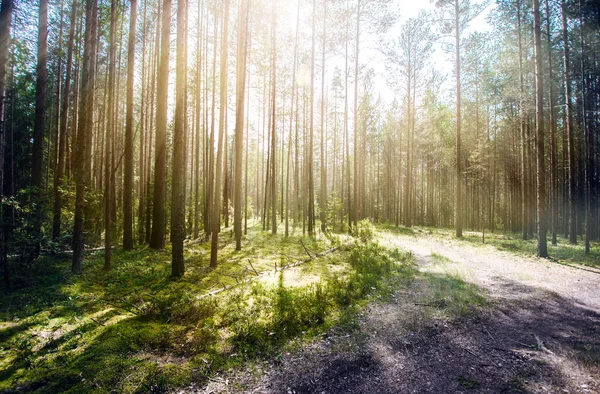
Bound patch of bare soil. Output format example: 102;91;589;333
183;235;600;394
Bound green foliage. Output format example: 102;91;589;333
326;192;344;233
0;225;414;393
458;375;479;389
350;219;376;243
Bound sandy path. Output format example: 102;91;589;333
187;232;600;393
380;232;600;313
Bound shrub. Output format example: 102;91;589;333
351;219;375;243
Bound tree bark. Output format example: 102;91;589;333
171;0;187;277
562;0;577;244
32;0;49;256
234;0;249;250
533;0;548;257
72;0;98;273
123;0;137;251
210;0;230;268
150;0;171;249
454;0;462;238
0;0;14;290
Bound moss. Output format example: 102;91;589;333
0;220;416;392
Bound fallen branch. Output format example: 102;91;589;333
300;239;313;258
534;334;555;355
248;260;259;276
89;317;106;326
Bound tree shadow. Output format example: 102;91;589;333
261;276;600;393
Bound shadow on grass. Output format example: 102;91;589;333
0;230;413;393
262;274;600;394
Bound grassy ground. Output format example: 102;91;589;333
0;221;420;393
5;221;564;393
377;223;600;268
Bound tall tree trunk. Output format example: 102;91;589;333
562;0;577;244
286;0;300;237
32;0;49;256
193;0;203;240
533;0;548;257
517;1;528;241
210;0;230;268
320;0;328;232
53;0;78;241
307;0;316;235
72;0;98;273
123;0;137;250
545;0;557;246
51;0;64;240
454;0;462;238
150;0;171;249
270;2;277;235
352;0;360;227
138;0;147;244
205;11;219;239
171;0;187;277
344;0;350;232
0;0;14;291
234;0;249;250
104;0;117;271
579;0;593;254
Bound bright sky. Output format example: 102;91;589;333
372;0;496;105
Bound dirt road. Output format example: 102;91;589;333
381;231;600;313
192;232;600;394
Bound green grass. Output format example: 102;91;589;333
423;272;486;316
0;221;415;393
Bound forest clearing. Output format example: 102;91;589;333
0;0;599;392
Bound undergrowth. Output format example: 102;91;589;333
0;223;414;393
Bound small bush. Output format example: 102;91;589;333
351;219;375;243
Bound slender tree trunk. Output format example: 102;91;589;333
517;1;528;241
562;0;577;244
53;0;78;241
146;1;160;244
344;0;350;232
171;0;187;277
210;0;230;268
352;0;360;227
533;0;547;257
286;1;300;237
270;2;277;235
234;0;249;250
244;39;250;235
0;0;14;291
138;0;147;243
320;0;328;232
150;0;171;249
72;0;98;273
578;0;593;254
308;0;317;235
193;0;203;239
123;0;137;250
32;0;49;256
104;0;118;271
545;0;557;246
454;0;462;238
205;11;219;239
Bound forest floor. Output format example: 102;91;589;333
190;227;600;394
1;225;599;393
